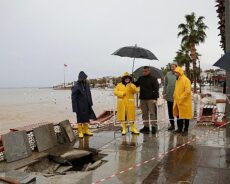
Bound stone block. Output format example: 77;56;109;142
33;124;57;152
59;120;76;143
2;131;32;162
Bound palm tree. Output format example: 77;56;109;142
178;12;208;92
161;64;170;76
174;44;191;79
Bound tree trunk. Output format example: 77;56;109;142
190;43;197;93
185;61;190;79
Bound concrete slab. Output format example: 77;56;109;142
59;120;76;143
48;124;58;146
3;170;36;184
5;170;29;181
60;150;91;160
33;124;57;152
2;131;32;162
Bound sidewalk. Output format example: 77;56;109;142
74;121;230;184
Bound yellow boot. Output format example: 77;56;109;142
83;124;93;136
130;122;140;135
78;124;84;138
121;122;126;135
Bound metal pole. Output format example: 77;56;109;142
64;66;66;88
132;44;137;76
225;0;230;137
132;57;135;75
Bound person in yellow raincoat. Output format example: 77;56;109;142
114;72;139;135
173;66;192;136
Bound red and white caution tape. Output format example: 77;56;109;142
92;121;230;184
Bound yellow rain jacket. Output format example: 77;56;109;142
114;72;139;121
173;67;193;119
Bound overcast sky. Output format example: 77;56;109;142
0;0;224;87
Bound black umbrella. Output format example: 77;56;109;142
112;45;158;73
133;66;163;79
213;51;230;71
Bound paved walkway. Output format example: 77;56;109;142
74;121;230;184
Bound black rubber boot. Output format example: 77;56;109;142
168;125;175;131
152;126;157;134
140;126;150;134
174;118;183;133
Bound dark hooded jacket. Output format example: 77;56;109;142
135;74;159;100
71;71;96;123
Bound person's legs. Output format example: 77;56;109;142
148;100;157;133
130;121;140;134
77;123;84;138
140;100;150;133
76;113;84;138
121;121;127;135
184;119;189;132
182;119;189;136
175;118;183;133
83;123;93;136
167;101;175;131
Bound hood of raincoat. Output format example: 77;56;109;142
123;72;130;77
78;71;88;81
174;67;184;76
122;72;132;85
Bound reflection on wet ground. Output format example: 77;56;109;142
74;119;230;184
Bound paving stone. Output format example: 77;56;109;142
59;120;76;143
87;160;103;171
20;175;36;184
33;124;57;152
55;166;73;174
2;131;32;162
60;149;90;161
4;170;36;183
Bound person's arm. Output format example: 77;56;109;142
71;86;79;112
134;77;140;87
128;83;139;94
114;84;125;98
153;77;159;99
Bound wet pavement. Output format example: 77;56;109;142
72;119;230;184
1;125;230;184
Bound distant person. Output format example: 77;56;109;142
114;72;139;135
173;67;192;136
163;62;177;131
71;71;96;138
135;66;159;134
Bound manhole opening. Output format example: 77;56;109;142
24;152;107;175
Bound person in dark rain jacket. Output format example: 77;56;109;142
71;71;96;138
135;66;159;134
